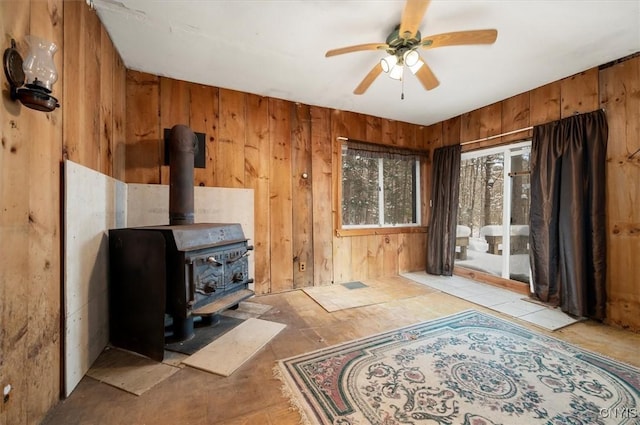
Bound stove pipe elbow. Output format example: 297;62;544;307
169;125;197;226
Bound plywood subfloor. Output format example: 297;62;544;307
86;347;180;396
302;275;438;312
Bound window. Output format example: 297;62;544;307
340;140;422;229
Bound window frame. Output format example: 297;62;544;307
334;138;428;237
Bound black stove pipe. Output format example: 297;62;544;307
169;125;197;226
168;125;197;341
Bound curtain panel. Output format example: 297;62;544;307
529;109;608;319
426;145;461;276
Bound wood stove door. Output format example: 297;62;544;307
188;245;250;310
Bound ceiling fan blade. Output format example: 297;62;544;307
326;43;388;57
354;63;383;95
421;29;498;49
399;0;431;39
412;59;439;90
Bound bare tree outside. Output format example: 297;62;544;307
459;154;504;234
383;158;416;224
342;153;379;225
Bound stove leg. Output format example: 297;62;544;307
172;316;195;341
198;314;221;327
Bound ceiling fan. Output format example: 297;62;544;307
325;0;498;95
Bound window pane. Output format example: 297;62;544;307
383;158;416;224
342;151;379;225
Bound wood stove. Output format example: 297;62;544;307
108;125;254;361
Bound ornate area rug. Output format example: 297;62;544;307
276;310;639;425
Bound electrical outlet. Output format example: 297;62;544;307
299;262;306;272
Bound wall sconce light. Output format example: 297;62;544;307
3;36;60;112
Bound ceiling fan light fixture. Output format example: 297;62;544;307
389;64;404;80
380;55;397;73
403;50;419;67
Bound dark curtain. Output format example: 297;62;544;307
427;145;461;276
529;109;608;319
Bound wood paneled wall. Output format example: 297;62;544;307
0;1;126;424
599;56;640;331
125;75;428;294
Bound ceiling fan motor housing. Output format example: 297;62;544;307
386;27;422;57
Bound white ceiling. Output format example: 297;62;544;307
91;0;639;126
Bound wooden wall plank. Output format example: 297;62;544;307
416;126;429;227
332;236;353;283
99;26;114;176
310;106;334;286
460;109;481;143
331;110;351;283
399;233;426;272
350;236;369;280
529;81;561;125
381;119;397;145
26;2;63;421
397;233;409;273
341;112;367;281
383;234;399;276
365;115;382;144
291;103;314;288
125;71;161;183
217;89;246;188
461;102;502;146
561;67;599;118
422;123;442;228
364;115;386;278
189;84;218;187
160;78;190;184
246;94;271;294
599;56;640;331
269;98;294;292
81;1;100;168
367;235;385;278
65;2;101;170
501;92;531;143
442;116;461;146
397;121;416;149
424;123;443;151
1;3;31;423
112;50;127;181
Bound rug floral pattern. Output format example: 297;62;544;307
277;310;639;425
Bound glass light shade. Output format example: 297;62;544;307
389;64;404;80
408;59;424;74
403;50;420;67
22;35;58;92
380;55;397;73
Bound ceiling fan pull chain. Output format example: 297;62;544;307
401;68;405;100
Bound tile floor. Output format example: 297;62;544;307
402;271;581;331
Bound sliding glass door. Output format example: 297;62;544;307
456;141;531;283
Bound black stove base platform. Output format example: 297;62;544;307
164;315;244;355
